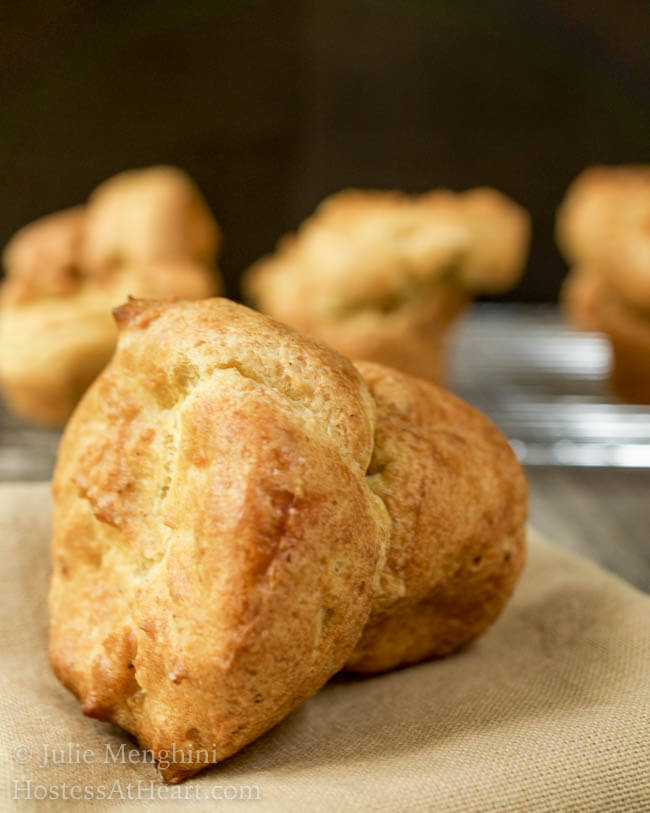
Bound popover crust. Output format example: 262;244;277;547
557;165;650;402
347;361;527;672
243;187;530;383
0;166;221;425
49;298;526;781
50;298;390;782
556;165;650;309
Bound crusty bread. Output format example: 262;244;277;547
0;167;221;426
49;297;391;782
49;297;527;781
562;267;650;403
347;361;527;672
81;166;220;272
243;187;530;383
557;165;650;402
282;282;469;383
556;165;650;310
2;207;86;302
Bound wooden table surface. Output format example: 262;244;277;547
1;305;648;591
526;467;649;591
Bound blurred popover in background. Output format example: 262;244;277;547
557;164;650;403
243;187;530;384
0;166;222;426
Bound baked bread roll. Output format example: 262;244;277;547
81;167;219;272
49;297;391;782
346;360;527;672
0;167;221;426
563;266;650;403
557;165;650;402
243;187;530;383
49;298;526;782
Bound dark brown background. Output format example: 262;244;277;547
1;0;648;301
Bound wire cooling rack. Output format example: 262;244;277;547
450;305;650;467
1;304;649;480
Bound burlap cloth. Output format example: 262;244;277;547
0;482;648;812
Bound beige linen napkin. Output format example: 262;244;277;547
1;482;648;812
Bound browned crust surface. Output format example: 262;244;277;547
49;298;527;781
0;166;222;426
347;361;527;672
562;266;650;402
557;165;650;402
243;186;529;383
556;164;650;309
49;298;390;782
